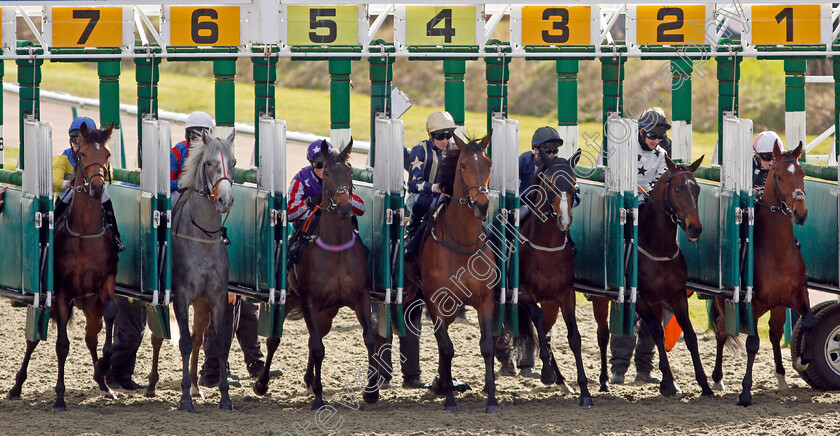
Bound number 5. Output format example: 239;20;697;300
310;9;337;44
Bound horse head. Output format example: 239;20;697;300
767;141;807;225
321;138;354;220
538;147;580;232
660;155;704;242
200;130;236;213
451;133;492;220
76;123;113;200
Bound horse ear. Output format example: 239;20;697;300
665;155;678;173
202;129;212;145
478;131;491;149
791;141;803;159
689;155;704;173
340;138;353;161
773;140;784;160
79;122;90;136
104;123;115;139
453;133;466;150
226;130;235;144
537;147;551;168
320;139;330;160
570;148;582;168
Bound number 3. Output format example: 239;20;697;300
542;8;570;44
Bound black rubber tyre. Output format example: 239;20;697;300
791;301;838;387
792;302;840;390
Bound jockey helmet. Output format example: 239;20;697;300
426;111;456;133
69;117;96;135
531;126;564;149
753;131;784;154
307;140;335;161
185;111;214;130
638;108;671;134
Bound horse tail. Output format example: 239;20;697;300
286;305;304;321
513;308;537;358
708;300;746;356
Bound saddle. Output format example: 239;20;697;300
288;211;320;267
405;196;446;261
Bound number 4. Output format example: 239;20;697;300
426;9;455;43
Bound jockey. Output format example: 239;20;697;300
752;131;784;197
406;111;456;235
52;116;125;253
519;126;580;220
636;107;671;205
288;139;365;226
170;111;214;205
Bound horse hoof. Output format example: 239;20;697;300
711;380;725;391
178;400;195;413
599;384;609;393
793;356;810;372
659;381;678;397
52;404;67;413
101;388;118;400
312;399;325;411
540;366;557;385
143;388;156;398
579;397;594;408
363;390;379;405
253;382;269;396
496;365;516;377
736;393;752;407
701;387;715;398
219;402;232;411
558;382;575;395
6;389;21;400
443;405;458;413
485;404;499;414
775;373;790;393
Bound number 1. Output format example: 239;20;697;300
775;7;793;43
73;10;100;45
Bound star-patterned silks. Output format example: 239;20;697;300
638;154;642;161
654;149;661;157
638;166;647;176
410;156;423;171
416;182;425;191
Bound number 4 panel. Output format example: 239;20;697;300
395;6;482;47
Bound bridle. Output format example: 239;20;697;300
72;147;112;196
441;161;489;211
756;157;806;217
322;184;352;213
198;150;233;203
641;170;698;227
539;164;575;221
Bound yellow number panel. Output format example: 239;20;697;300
636;5;706;45
51;7;123;48
752;5;821;45
405;6;476;46
287;6;358;46
170;6;240;47
521;6;591;46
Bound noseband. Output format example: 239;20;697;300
642;170;698;226
323;185;351;212
199;151;232;202
756;157;806;217
73;149;111;195
443;169;488;211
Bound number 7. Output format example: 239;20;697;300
73;10;100;45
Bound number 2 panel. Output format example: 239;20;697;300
635;5;706;46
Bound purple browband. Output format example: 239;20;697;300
315;233;356;252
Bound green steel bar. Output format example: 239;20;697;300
329;59;352;131
253;55;278;166
369;48;393;165
671;58;693;124
135;56;160;169
716;54;742;166
17;54;43;169
0;168;22;186
352;166;373;183
556;59;579;128
214;59;236;130
573;166;605;182
784;58;807;161
801;163;838;181
112;168;142;185
443;59;466;128
601;57;625;165
98;60;123;167
835;51;840;160
485;55;510;133
233;167;257;184
694;166;721;182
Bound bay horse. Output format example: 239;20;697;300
398;133;499;413
592;155;713;398
517;147;594;407
7;123;118;411
711;142;812;406
253;139;380;410
144;131;237;412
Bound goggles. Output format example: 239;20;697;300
645;131;666;141
758;152;774;162
311;160;325;169
431;130;454;141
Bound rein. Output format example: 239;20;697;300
440;171;488;209
430;200;488;256
521;233;568;252
755;158;806;217
63;148;110;238
639;170;697;226
173;189;228;244
638;241;681;262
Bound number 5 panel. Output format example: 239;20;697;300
284;6;362;46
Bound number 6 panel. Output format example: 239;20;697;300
162;6;244;47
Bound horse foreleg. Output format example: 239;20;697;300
793;301;815;373
711;298;729;391
637;300;677;397
54;315;71;412
542;301;569;389
768;307;789;392
212;299;233;411
592;297;611;392
95;296;117;398
523;300;554;385
303;300;327;410
478;297;499;414
737;326;760;407
560;291;593;407
190;299;212;398
254;336;280;396
670;296;713;397
143;334;164;397
354;297;380;404
6;339;39;400
432;320;457;413
174;300;194;412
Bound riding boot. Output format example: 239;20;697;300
102;199;126;253
54;199;69;221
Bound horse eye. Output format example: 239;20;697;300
674;187;681;193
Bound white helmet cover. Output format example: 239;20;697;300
753;131;784;153
426;111;456;133
185;111;214;130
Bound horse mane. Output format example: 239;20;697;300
438;139;484;196
81;127;112;148
178;137;233;190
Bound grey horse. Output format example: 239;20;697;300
145;130;236;412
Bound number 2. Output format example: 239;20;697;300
426;9;455;43
776;7;793;43
542;8;570;44
73;10;100;45
656;8;684;43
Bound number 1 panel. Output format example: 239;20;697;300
751;4;822;46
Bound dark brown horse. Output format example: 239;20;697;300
711;142;812;406
7;123;118;411
517;148;593;406
593;155;713;398
254;139;380;410
399;133;498;413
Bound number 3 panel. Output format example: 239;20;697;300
626;5;713;52
511;5;600;48
45;7;133;48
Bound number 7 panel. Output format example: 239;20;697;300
44;7;133;49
